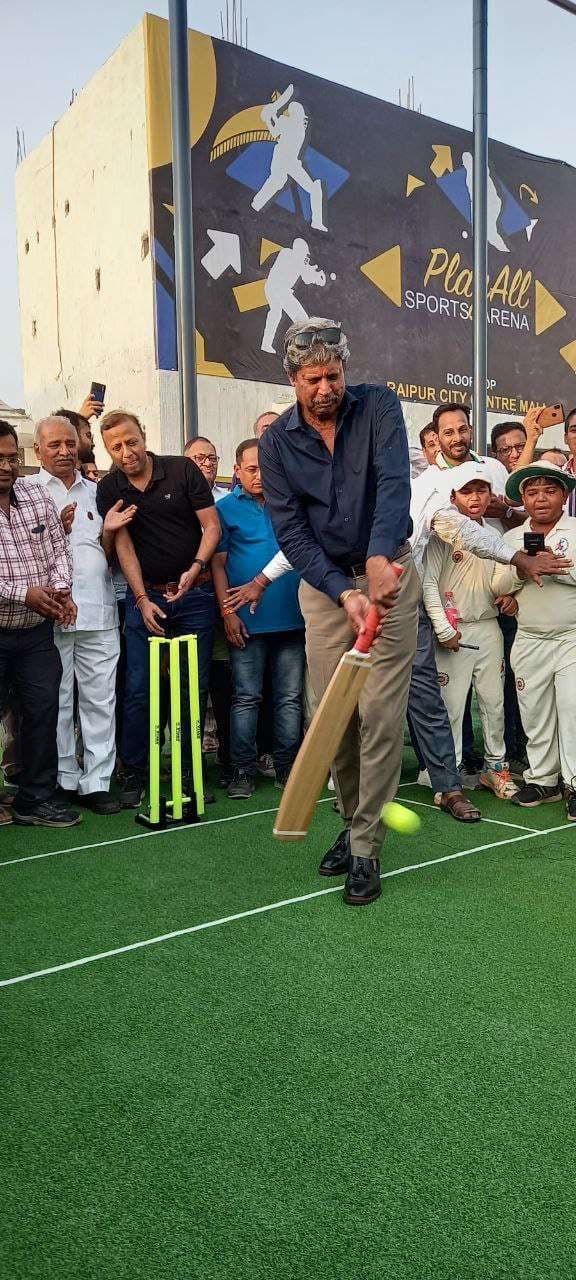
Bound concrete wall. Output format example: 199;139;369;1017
158;370;294;470
15;20;157;468
16;18;566;473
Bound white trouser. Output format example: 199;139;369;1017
434;618;505;767
55;628;120;793
512;632;576;788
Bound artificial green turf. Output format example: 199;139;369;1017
3;757;576;1279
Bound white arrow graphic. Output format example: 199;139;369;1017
201;230;241;280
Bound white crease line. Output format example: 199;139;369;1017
0;799;336;870
399;796;539;834
2;822;574;989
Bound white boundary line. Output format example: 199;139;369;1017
0;785;540;870
399;797;539;834
1;821;573;989
0;799;333;870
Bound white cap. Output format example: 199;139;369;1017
442;460;493;494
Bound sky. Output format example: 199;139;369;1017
1;0;575;408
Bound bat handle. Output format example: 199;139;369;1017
354;564;404;655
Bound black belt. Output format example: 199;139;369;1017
340;541;411;579
343;560;367;578
144;571;212;591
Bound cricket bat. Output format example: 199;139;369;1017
274;567;403;841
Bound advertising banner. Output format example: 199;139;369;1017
144;15;576;413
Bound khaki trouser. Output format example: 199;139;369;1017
299;554;420;858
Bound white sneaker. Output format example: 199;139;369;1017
417;770;432;788
327;775;335;791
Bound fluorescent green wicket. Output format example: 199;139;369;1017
169;638;183;821
187;636;205;817
148;637;162;825
146;634;204;824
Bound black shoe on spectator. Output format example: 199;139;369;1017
343;855;382;906
183;773;215;805
507;758;527;779
78;792;121;815
566;790;576;822
218;766;233;789
318;828;350;877
257;753;275;778
13;800;82;828
227;770;255;799
512;782;563;807
56;784;78;801
274;771;290;790
119;771;146;809
462;749;483;773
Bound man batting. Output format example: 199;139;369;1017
258;317;420;906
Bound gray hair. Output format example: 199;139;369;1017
33;414;77;446
282;316;350;377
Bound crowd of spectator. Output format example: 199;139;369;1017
1;322;576;841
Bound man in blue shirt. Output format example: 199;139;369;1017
258;317;421;906
212;439;305;798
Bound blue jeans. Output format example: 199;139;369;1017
229;630;305;774
406;604;461;793
122;585;216;772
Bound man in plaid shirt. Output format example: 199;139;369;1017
0;421;81;827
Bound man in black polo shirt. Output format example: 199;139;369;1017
96;411;221;807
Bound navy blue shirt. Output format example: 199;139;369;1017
258;384;412;603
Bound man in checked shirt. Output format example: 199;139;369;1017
0;421;81;827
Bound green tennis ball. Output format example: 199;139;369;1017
381;801;421;836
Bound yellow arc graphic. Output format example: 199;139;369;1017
144;16;217;171
210;105;274;162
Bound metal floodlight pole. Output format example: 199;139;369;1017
168;0;198;447
546;0;576;15
473;0;488;455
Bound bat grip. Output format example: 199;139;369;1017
354;564;404;654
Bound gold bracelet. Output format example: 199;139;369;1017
339;588;357;605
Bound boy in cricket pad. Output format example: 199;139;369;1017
423;462;518;801
491;461;576;818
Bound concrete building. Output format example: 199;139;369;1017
14;18;294;472
0;399;35;471
17;16;563;470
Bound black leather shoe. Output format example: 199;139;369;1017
183;773;215;805
343;855;382;906
119;771;146;808
78;792;121;815
318;828;350;877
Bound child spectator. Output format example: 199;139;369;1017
492;461;576;818
423;462;518;801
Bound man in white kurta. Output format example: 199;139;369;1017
34;416;123;813
491;461;576;820
423;462;517;800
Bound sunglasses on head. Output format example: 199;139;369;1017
289;325;342;350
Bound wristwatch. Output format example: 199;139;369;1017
193;558;208;572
